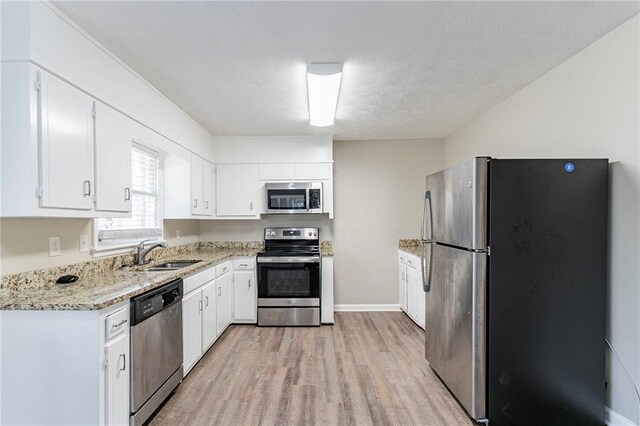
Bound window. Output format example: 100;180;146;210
95;143;162;247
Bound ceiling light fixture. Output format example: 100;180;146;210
307;63;342;127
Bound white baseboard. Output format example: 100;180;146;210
334;304;401;312
607;407;636;426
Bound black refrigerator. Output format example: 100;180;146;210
419;158;608;425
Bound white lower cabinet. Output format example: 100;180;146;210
0;300;130;425
233;258;257;323
105;333;130;425
182;262;241;377
216;272;234;334
202;281;218;348
321;256;335;324
399;250;425;329
182;289;204;374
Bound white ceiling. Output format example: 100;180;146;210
53;1;639;141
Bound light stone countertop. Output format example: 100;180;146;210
399;239;422;257
0;240;334;311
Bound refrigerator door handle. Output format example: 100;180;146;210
421;241;433;292
421;190;434;242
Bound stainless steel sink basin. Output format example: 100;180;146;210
145;260;201;271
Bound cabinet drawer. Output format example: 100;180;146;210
216;260;232;277
105;308;128;340
233;258;255;270
184;265;216;294
399;251;407;265
406;255;418;268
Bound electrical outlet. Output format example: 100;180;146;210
48;236;61;257
176;230;181;239
79;234;89;253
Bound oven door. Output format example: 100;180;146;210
257;257;320;306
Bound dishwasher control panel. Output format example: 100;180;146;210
131;278;183;325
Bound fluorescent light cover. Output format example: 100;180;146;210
307;63;342;127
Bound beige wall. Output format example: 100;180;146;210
0;218;200;275
332;138;444;305
444;16;639;420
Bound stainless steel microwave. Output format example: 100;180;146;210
265;182;323;214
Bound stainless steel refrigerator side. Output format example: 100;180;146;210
471;251;487;420
472;158;489;251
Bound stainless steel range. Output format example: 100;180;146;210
257;227;321;326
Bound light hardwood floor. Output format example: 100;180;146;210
149;312;473;426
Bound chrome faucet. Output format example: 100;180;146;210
135;239;168;265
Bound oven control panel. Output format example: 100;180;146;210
264;227;319;240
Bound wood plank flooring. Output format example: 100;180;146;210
149;312;473;426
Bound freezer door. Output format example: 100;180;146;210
424;158;488;250
425;244;486;420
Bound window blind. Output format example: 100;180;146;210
96;144;162;244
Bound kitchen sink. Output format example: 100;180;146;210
145;260;201;271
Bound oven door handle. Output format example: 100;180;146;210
257;256;321;264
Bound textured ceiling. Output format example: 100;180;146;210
53;1;639;141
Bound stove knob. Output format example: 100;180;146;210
308;232;312;237
313;232;317;237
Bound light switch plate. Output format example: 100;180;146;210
48;236;61;257
79;234;89;253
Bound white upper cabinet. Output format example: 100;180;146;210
94;103;132;213
203;160;215;217
190;154;215;217
259;163;296;181
191;154;205;215
38;71;94;211
216;164;259;217
295;163;332;180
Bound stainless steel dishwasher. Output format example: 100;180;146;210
130;278;183;426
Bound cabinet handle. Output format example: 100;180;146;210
248;279;251;288
205;296;209;307
119;354;126;372
111;319;128;330
194;199;198;208
218;287;221;296
222;266;228;272
250;202;253;211
83;180;91;196
402;272;405;280
199;300;203;312
124;187;131;201
205;201;209;210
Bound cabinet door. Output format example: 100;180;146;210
417;269;426;329
216;273;234;334
203;161;214;217
233;270;256;322
38;72;94;210
94;103;132;213
399;263;407;313
201;281;218;349
216;164;259;217
406;266;418;322
105;333;129;426
191;154;204;215
295;163;331;180
182;290;203;374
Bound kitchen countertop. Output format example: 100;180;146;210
0;240;335;311
399;239;421;257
